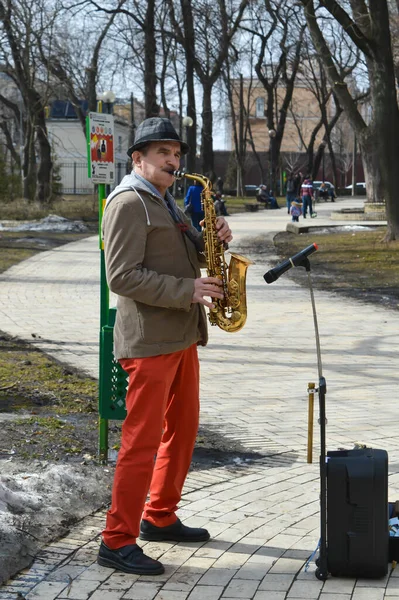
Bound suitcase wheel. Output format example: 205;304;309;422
315;568;328;581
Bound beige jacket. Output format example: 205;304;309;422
102;175;208;359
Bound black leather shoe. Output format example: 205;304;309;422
140;518;210;542
97;541;164;575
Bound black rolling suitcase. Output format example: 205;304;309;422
326;448;388;578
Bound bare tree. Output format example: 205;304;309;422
168;0;249;180
300;0;399;241
0;0;59;203
89;0;159;118
283;151;305;176
242;0;306;193
39;1;126;135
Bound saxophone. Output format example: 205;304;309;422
174;170;252;333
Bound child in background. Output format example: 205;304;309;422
290;199;302;222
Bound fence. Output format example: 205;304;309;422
58;161;130;194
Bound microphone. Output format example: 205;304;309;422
264;243;318;284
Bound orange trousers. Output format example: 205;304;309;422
102;344;200;549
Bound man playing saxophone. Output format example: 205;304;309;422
98;117;232;576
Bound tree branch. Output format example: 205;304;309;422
300;0;367;134
317;0;374;58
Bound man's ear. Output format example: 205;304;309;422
132;150;141;167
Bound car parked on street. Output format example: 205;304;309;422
345;182;366;191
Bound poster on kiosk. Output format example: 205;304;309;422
87;112;115;184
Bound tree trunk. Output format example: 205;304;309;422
201;83;215;180
35;109;53;205
181;0;197;174
185;60;196;174
144;0;158;117
358;130;382;206
369;66;399;239
23;120;36;201
301;0;399;239
269;128;283;194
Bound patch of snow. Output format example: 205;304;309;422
312;225;378;234
0;215;88;233
0;460;113;584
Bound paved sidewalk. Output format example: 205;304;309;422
1;198;399;599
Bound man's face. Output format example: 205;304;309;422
132;141;182;195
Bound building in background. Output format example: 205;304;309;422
46;99;132;194
231;76;329;153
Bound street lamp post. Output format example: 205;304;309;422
99;90;116;115
182;115;194;195
320;140;327;182
268;129;276;194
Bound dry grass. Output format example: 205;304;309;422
0;194;98;221
273;227;399;309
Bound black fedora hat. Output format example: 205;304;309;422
127;117;189;157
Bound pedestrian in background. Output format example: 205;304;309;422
290;199;302;222
184;180;204;231
293;172;303;198
285;174;296;213
213;191;228;216
300;176;314;218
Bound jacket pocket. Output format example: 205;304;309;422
137;303;186;344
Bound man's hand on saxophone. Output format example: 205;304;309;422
199;216;233;244
215;216;233;243
192;277;224;309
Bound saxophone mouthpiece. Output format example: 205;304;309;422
173;169;186;179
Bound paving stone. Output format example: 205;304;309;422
287;580;323;598
222;578;259;598
351;588;386;600
194;542;233;559
163;570;203;592
318;595;352;600
57;577;100;599
253;592;286;600
188;585;224;599
26;580;68;599
154;592;189;600
180;557;216;572
70;563;111;581
97;570;139;589
122;581;163;599
258;573;295;591
387;576;399;592
356;576;389;587
234;562;270;581
46;565;87;582
199;568;237;586
212;553;252;570
268;557;305;574
89;591;128;600
0;585;32;595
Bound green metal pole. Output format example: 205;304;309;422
98;182;109;462
98;184;109;328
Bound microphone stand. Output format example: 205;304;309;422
297;257;328;581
